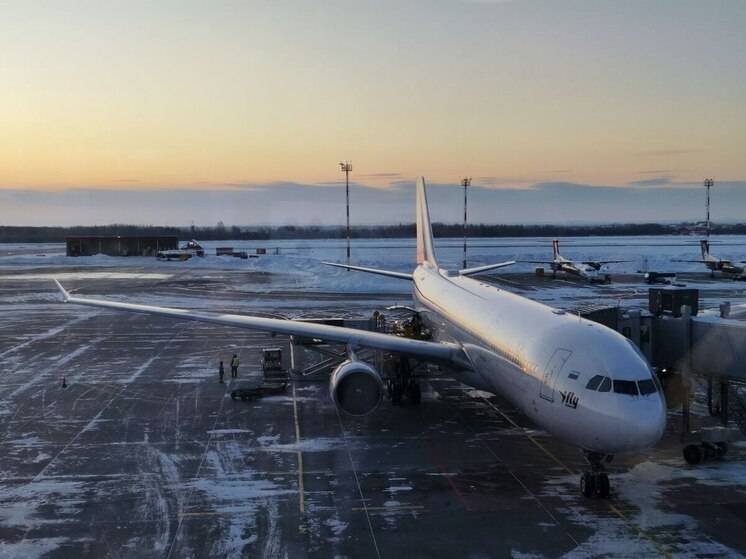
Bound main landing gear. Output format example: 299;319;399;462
580;452;612;498
387;356;421;406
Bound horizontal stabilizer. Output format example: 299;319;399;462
321;262;413;280
459;260;516;276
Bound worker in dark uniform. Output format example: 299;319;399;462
219;361;225;383
231;354;240;378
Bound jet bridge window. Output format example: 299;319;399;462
585;375;603;390
637;379;657;395
613;380;639;395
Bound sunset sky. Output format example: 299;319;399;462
1;1;745;224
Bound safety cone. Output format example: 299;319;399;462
62;376;67;388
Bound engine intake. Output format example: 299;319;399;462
329;360;384;416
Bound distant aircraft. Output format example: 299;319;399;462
56;177;665;498
523;239;626;283
673;239;745;278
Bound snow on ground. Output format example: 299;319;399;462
542;459;746;558
0;272;172;280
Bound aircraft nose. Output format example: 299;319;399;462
624;395;667;450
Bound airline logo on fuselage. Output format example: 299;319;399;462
559;390;579;409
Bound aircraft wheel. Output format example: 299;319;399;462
596;473;610;498
683;444;703;465
580;472;595;498
407;381;421;405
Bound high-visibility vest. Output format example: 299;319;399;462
231;357;239;367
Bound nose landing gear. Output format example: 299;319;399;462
580;452;612;498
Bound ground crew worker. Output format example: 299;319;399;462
219;361;225;383
231;354;240;378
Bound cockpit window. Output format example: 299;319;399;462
613;380;639;395
598;377;612;392
585;375;603;390
637;379;657;395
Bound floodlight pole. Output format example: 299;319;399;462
462;177;471;269
704;178;714;238
340;161;353;264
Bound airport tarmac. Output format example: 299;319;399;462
2;268;746;558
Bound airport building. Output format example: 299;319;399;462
66;235;178;257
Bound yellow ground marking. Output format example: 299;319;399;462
292;381;305;514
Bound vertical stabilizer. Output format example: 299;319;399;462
552;239;561;260
700;239;710;260
416;177;438;267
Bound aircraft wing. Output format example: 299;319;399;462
519;260;555;265
54;280;468;368
582;260;629;265
671;259;710;263
459;260;516;276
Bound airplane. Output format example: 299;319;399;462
673;239;745;278
522;239;627;283
54;177;666;498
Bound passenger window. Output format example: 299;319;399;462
585;375;603;390
613;380;639;395
598;377;611;392
637;379;657;395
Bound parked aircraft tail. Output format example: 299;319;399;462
700;239;710;260
552;239;561;260
416;177;438;267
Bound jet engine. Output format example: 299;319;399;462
329;359;384;416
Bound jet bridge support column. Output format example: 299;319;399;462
721;378;729;426
680;305;693;438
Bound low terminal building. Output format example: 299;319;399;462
66;236;179;257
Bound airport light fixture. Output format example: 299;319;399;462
704;178;714;238
462;177;471;269
340;161;353;264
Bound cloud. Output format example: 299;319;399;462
358;172;402;178
639;169;672;175
2;180;746;226
637;148;701;157
628;177;674;187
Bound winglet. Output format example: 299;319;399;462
54;279;70;302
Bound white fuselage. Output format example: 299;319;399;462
412;263;666;455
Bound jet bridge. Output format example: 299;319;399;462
582;286;746;446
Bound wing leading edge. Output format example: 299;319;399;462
54;280;469;368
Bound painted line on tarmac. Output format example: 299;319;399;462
292;381;305;514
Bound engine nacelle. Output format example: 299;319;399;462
329;360;384;416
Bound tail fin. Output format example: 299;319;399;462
700;239;710;259
552;239;561;260
416;177;438;267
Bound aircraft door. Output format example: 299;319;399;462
540;348;572;402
